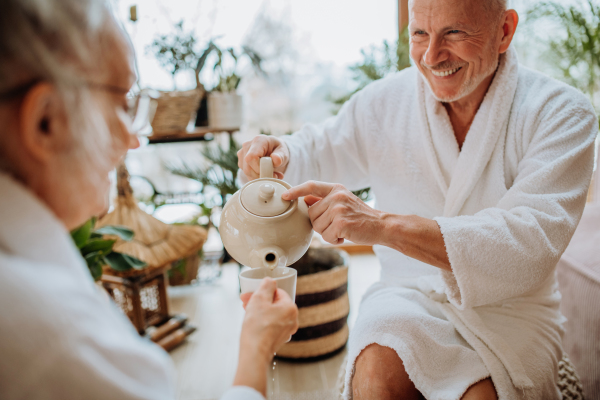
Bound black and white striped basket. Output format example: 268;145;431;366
277;248;350;360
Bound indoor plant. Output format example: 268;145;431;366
204;45;264;127
70;217;146;281
146;21;204;134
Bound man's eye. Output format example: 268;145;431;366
448;30;461;34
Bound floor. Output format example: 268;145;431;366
168;253;381;400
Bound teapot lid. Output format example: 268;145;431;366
241;180;291;217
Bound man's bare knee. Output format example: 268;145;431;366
461;378;498;400
352;344;423;400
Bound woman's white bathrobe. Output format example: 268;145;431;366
0;175;265;400
281;48;598;400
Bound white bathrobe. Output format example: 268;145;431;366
281;48;598;400
0;174;264;400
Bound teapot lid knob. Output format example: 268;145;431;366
241;180;291;217
259;183;275;201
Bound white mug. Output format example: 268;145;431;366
239;267;297;301
239;267;298;343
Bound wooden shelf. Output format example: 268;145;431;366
147;127;239;144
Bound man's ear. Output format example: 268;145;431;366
18;83;69;163
498;10;519;54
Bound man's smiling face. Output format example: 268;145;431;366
409;0;505;103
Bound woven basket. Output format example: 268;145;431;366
277;248;350;360
150;88;203;135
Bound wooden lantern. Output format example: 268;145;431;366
101;265;171;335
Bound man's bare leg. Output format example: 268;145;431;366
461;378;497;400
352;344;424;400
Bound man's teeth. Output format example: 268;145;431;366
431;67;461;77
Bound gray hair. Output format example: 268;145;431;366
0;0;124;172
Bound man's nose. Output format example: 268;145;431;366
423;37;446;67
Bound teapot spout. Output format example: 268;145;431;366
250;245;288;269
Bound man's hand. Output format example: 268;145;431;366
238;135;290;180
282;181;387;246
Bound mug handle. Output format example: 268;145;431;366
260;157;274;179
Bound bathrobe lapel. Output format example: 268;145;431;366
444;49;520;217
418;48;520;218
416;76;458;197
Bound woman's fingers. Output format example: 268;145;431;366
252;277;277;303
240;292;252;309
272;288;292;304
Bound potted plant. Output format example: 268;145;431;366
146;21;204;135
201;44;264;128
70;217;147;281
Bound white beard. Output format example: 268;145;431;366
421;54;500;103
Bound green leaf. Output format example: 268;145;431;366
94;225;134;241
80;239;116;256
104;252;147;272
88;262;103;281
71;219;94;248
83;250;105;281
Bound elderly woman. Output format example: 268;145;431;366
0;1;297;399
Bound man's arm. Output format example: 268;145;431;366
282;182;451;272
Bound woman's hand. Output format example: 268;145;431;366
233;278;299;395
282;180;387;246
237;135;290;180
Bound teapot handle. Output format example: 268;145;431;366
260;157;274;179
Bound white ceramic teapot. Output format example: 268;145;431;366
219;157;313;269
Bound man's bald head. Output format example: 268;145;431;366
409;0;507;23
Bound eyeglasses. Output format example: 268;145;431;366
124;89;155;136
0;80;154;136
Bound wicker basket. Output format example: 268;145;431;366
277;248;350;360
150;88;203;135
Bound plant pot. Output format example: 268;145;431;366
207;91;242;127
169;250;224;286
150;88;203;135
168;252;201;286
276;248;350;360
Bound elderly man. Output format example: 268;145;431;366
0;1;297;399
238;0;598;399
